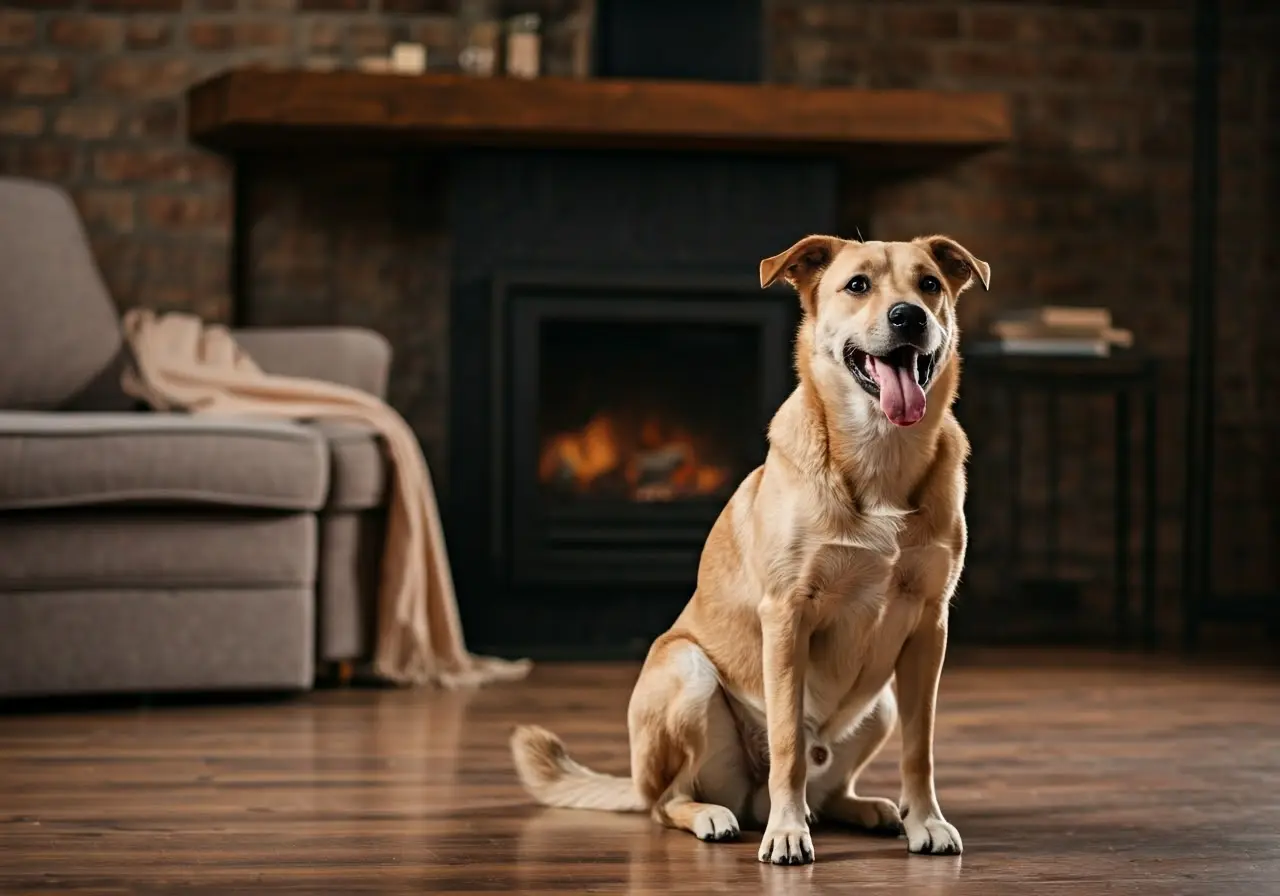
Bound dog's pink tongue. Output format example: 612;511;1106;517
869;354;926;426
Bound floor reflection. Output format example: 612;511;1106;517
513;805;964;894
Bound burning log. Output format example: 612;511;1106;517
538;412;731;502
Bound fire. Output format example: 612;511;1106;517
539;412;731;502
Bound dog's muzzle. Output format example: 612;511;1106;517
843;343;940;428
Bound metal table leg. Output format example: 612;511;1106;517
1143;377;1159;648
1114;391;1132;644
1046;388;1060;579
1008;387;1021;598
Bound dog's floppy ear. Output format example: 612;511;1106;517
916;235;991;296
759;234;842;290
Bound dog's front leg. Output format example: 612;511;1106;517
757;592;814;865
895;611;962;855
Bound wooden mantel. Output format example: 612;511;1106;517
187;69;1011;162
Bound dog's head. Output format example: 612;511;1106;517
760;234;990;428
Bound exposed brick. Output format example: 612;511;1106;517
53;103;120;139
1;0;75;8
49;15;125;50
0;11;38;47
94;146;227;183
863;43;938;90
298;0;369;9
791;3;865;31
881;6;960;40
123;100;181;138
943;47;1038;81
0;57;74;97
970;8;1144;49
0;105;44;137
306;19;343;51
72;187;136;232
347;22;392;55
129;283;232;321
88;0;183;10
382;0;454;11
138;242;229;292
409;15;460;51
89;234;140;300
125;18;172;50
141;192;231;231
1042;51;1129;85
92;58;192;96
968;8;1035;43
186;20;292;51
0;141;80;180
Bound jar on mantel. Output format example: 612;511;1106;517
458;0;500;76
505;13;542;79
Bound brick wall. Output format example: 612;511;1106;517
1;0;1275;633
766;0;1278;628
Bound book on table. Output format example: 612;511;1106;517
975;305;1132;358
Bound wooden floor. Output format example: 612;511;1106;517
2;650;1279;895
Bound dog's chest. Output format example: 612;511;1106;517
803;593;917;730
799;533;947;735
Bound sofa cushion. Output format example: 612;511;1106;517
0;412;328;512
310;421;387;511
0;178;132;411
0;587;314;697
0;512;316;591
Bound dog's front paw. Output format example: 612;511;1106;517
692;805;741;842
904;814;962;855
758;820;814;865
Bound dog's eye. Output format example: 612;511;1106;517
846;274;871;295
919;275;942;294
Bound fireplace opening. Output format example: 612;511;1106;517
503;286;795;588
536;319;757;506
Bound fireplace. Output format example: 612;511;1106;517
502;280;793;589
445;148;841;657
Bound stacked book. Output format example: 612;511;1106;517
970;306;1134;357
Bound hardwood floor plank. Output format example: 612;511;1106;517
2;651;1278;893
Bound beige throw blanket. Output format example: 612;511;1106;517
121;309;531;689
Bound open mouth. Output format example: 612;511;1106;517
842;343;939;427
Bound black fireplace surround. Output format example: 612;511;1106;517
448;149;841;658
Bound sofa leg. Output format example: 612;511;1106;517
315;660;356;688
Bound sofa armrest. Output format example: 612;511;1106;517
232;327;392;400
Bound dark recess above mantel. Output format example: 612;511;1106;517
186;69;1012;169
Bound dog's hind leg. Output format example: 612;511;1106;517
810;686;903;835
630;637;752;842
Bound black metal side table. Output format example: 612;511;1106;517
957;353;1159;647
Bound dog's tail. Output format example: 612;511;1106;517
510;724;646;813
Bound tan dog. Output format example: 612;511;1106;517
511;234;989;865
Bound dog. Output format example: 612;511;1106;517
511;234;989;865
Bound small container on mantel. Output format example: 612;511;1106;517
460;20;500;76
505;13;541;79
391;42;427;75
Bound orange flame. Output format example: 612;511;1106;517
539;413;730;502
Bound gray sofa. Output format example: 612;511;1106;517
0;176;390;698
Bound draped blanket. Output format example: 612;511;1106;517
121;309;531;689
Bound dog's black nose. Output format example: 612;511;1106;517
887;302;928;338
